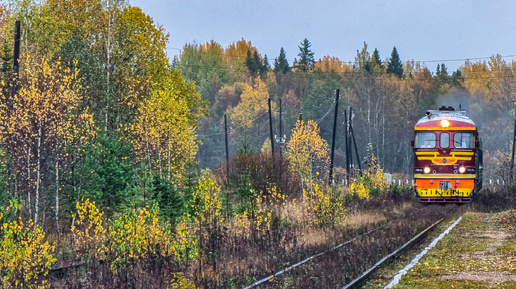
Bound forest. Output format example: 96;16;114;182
0;0;515;288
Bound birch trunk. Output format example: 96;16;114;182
55;158;59;231
35;123;41;225
27;147;32;218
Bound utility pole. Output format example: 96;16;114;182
329;89;340;185
279;98;283;154
224;114;230;178
350;123;362;176
348;107;353;171
510;107;516;182
268;98;275;157
344;109;350;185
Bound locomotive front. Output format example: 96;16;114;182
412;106;483;203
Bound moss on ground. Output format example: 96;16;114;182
364;210;516;289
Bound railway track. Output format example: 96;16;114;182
241;204;465;289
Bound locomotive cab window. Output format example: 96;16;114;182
454;132;475;148
415;132;436;148
440;132;450;148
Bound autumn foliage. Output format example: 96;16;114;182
0;0;515;288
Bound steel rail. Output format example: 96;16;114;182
242;225;383;289
341;217;444;289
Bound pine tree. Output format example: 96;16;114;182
386;46;403;78
273;47;290;74
295;38;315;72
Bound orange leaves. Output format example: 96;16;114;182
314;55;353;73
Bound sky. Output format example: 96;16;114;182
129;0;516;73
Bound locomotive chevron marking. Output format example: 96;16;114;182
415;151;473;165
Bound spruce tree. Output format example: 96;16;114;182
245;49;259;78
440;63;448;75
260;54;269;80
371;48;383;71
273;47;290;74
295;38;315;72
386;46;403;78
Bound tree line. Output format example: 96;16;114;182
178;38;515;183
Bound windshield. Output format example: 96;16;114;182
454;132;475;148
440;132;450;148
415;132;436;148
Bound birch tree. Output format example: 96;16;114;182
286;120;329;194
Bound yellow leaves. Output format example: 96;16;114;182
314;56;353;73
349;146;388;199
192;171;224;225
132;71;202;177
0;203;55;288
286;120;329;186
349;181;370;200
301;179;347;226
71;198;198;271
227;79;271;129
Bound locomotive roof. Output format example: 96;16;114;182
415;109;477;131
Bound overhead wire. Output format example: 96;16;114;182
316;101;336;124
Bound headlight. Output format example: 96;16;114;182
440;119;450;128
459;167;466;173
424;167;431;174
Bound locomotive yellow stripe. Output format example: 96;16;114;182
415;127;476;131
415;151;439;156
414;174;476;179
451;152;474;156
415;151;474;156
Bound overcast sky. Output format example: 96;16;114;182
129;0;516;73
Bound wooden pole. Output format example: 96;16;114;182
329;89;340;185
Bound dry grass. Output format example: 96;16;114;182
346;211;387;226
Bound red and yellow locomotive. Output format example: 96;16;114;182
412;106;483;203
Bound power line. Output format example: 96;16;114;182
317;101;336;124
419;54;516;63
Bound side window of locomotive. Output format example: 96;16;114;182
415;132;436;148
454;132;474;148
440;132;450;148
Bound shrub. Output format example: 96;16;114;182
349;144;388;200
0;201;55;288
303;181;347;226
